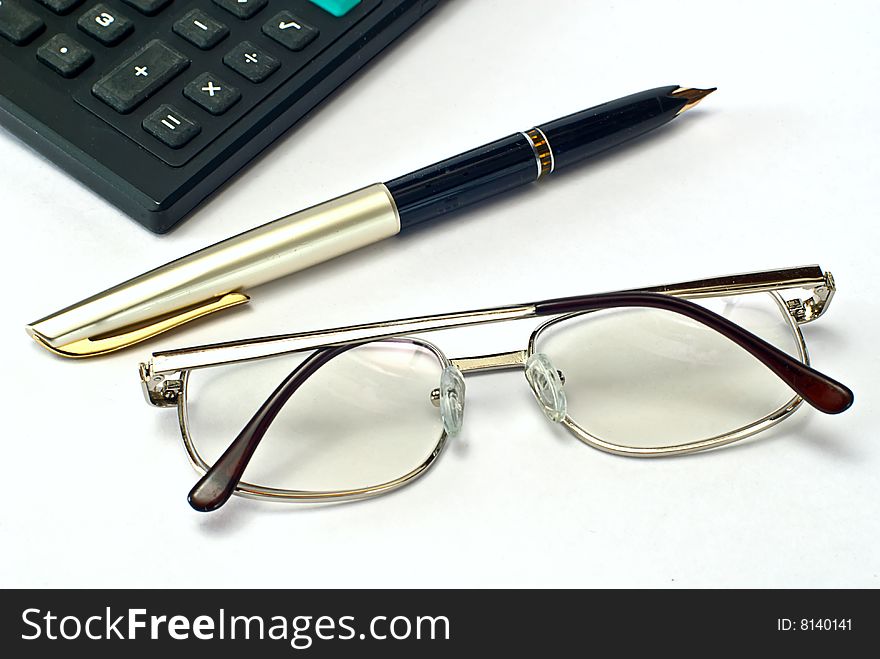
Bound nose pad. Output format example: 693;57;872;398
438;365;466;436
524;353;567;423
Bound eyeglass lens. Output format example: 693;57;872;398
184;341;447;493
532;293;803;449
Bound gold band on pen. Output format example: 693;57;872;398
523;128;555;178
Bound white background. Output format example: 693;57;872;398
2;0;878;587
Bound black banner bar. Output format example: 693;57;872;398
1;589;874;656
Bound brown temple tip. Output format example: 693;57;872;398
188;472;235;512
795;370;855;415
828;383;855;414
670;87;717;114
188;439;253;512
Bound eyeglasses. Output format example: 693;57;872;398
140;265;853;512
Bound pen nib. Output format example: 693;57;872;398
670;87;717;114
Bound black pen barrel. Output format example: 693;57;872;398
537;85;685;170
385;134;538;230
386;85;695;230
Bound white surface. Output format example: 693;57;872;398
2;0;878;588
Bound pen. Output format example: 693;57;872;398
27;85;715;358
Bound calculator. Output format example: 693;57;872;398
0;0;439;232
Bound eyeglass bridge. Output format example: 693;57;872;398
430;349;566;396
430;350;529;407
451;350;528;374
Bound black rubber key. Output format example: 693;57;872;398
143;104;201;148
92;39;190;113
262;12;319;51
183;72;240;115
77;4;134;46
173;10;228;50
120;0;171;16
36;0;83;14
37;33;93;77
212;0;267;20
0;0;45;45
223;41;280;83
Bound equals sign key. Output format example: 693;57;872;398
143;105;201;149
161;114;182;130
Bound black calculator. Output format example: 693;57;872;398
0;0;439;232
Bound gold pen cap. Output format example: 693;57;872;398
27;184;400;358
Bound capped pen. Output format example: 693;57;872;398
26;85;715;358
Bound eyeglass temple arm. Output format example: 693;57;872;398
188;345;355;512
630;265;834;319
534;292;854;415
145;265;832;377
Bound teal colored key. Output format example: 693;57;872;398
309;0;361;17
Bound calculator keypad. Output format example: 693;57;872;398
2;0;380;167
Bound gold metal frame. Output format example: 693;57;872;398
140;265;838;505
177;337;452;504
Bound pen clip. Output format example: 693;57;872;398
29;293;250;358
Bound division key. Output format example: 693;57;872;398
92;39;190;113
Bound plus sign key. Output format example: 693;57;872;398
223;41;279;83
184;72;240;115
92;40;190;113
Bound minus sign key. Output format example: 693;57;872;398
173;9;229;50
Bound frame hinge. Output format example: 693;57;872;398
139;363;182;408
785;272;836;324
